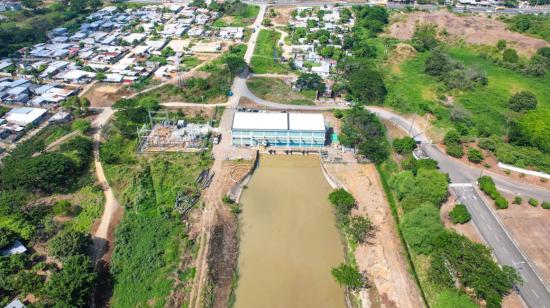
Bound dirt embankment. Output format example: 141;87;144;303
324;162;425;308
185;159;255;308
387;10;548;56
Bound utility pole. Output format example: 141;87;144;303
408;115;416;136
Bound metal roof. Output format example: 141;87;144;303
232;112;325;132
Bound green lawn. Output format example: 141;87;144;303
385;46;550;136
213;5;259;27
250;30;289;74
247;77;316;105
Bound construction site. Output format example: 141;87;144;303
137;110;217;153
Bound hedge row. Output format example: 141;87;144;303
478;176;508;209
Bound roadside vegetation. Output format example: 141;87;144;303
99;97;213;306
449;204;471;224
0;115;102;306
379;155;521;307
385;22;550;174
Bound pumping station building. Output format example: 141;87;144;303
231;111;326;148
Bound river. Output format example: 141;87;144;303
234;155;346;308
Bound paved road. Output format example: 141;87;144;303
452;185;550;308
237;77;550;307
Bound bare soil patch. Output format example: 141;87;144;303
271;6;294;25
387;43;417;66
85;83;132;107
387;11;548;56
324;163;425;308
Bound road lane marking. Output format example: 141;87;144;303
531;289;539;299
503;248;509;255
450;183;473;187
487;224;493;231
495;235;500;242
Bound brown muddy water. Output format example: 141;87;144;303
234;155;346;308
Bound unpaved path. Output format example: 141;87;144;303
45;130;80;152
325;162;425;308
91;107;121;261
387;10;548;56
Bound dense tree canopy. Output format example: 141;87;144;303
339;107;389;163
510;109;550;153
347;67;387;104
48;230;92;259
401;202;444;254
296;73;326;92
45;255;97;307
392;136;417;154
1;153;78;193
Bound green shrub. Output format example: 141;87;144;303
495;196;509;209
528;198;538;207
222;195;235;204
446;143;464;158
513;195;522;205
467;148;484;163
71;119;91;134
0;227;18;250
230;204;242;214
347;216;374;243
444;130;461;146
478;176;498;200
53;200;72;216
329;188;356;224
392;136;417;154
48;230;93;259
331;263;366;290
401;203;444;255
503;48;519;63
449;204;471;224
541;202;550;209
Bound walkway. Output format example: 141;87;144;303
90;107;121;261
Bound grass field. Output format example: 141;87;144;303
213;5;259;27
106;151;211;307
182;56;203;69
64;185;105;233
247;77;316;105
385;46;550;136
250;30;289;74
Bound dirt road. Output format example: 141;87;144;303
325;162;425;308
90;108;121;260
